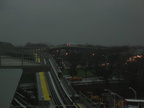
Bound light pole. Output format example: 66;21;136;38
129;87;137;99
104;89;124;108
102;55;108;64
104;89;116;108
102;55;108;61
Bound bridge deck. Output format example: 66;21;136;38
0;56;40;66
0;56;50;72
0;69;23;108
36;72;50;101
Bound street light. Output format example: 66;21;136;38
104;89;116;108
129;87;137;99
102;55;108;61
104;89;124;108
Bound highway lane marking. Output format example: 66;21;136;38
39;72;50;101
77;104;82;108
35;53;50;101
34;53;41;63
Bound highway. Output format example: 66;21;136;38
21;52;101;108
47;55;78;108
36;53;79;108
0;47;101;108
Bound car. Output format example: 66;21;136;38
63;75;83;81
63;75;72;79
68;76;83;81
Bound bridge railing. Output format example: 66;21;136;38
0;47;51;70
61;76;79;98
48;55;80;107
0;55;41;67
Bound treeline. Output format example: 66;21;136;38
51;45;144;94
16;42;144;89
25;42;49;47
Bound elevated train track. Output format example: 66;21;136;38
0;45;101;108
37;54;79;108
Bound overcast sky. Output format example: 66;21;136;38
0;0;144;46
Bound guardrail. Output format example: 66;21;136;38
71;81;104;85
48;55;79;108
0;55;41;67
0;46;50;67
61;77;79;98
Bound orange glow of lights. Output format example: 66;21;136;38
126;55;143;62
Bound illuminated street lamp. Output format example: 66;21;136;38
129;87;137;99
104;89;124;108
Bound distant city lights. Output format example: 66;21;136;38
92;53;95;56
66;44;71;46
126;55;143;62
65;52;68;55
101;63;109;66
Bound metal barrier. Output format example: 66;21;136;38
0;55;41;67
0;47;50;67
61;76;79;99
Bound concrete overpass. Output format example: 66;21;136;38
0;45;100;108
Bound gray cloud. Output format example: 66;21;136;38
0;0;144;46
